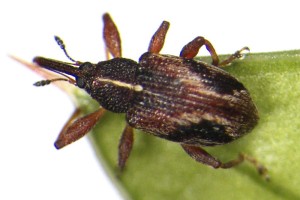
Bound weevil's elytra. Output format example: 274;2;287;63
32;13;268;179
127;52;258;146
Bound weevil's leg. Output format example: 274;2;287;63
55;108;106;149
218;47;250;67
181;144;269;180
180;36;219;65
55;108;81;147
118;124;134;170
148;21;170;53
103;13;122;58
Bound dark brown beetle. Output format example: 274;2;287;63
33;13;268;178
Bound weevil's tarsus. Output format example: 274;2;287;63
54;108;106;149
103;13;122;58
218;47;250;67
180;36;219;65
238;153;270;181
118;124;134;171
181;144;269;181
148;21;170;54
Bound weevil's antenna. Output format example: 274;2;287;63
54;36;77;63
33;69;76;87
33;78;69;86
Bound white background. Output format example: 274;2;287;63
1;0;299;199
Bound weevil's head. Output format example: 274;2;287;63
33;57;142;113
32;56;95;88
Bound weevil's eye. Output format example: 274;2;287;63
79;62;94;71
76;62;94;88
76;77;86;88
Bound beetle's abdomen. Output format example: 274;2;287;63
126;52;258;146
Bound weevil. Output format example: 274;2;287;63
33;13;268;178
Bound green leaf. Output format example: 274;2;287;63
74;50;300;200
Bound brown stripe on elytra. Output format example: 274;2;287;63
139;53;246;95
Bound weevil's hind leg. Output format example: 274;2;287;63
118;124;134;171
218;47;250;67
180;36;219;66
148;21;170;53
55;108;106;149
103;13;122;58
181;144;269;180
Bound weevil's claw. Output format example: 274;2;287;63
240;46;250;52
218;46;250;67
257;164;270;181
235;46;250;60
240;153;270;181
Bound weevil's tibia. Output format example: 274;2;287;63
181;144;269;181
118;124;134;170
218;47;250;67
55;108;106;149
180;36;219;65
148;21;170;54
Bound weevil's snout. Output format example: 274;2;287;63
33;56;46;65
33;56;82;77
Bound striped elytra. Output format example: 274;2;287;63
127;52;258;146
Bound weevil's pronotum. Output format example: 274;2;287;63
33;13;268;178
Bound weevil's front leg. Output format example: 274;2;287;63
180;36;219;65
55;108;106;149
218;47;250;67
103;13;122;58
148;21;170;53
181;144;269;180
118;124;134;170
